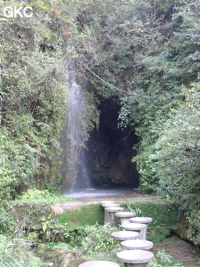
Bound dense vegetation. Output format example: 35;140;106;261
73;0;200;244
71;0;200;244
0;0;200;262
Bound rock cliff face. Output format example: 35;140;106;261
77;99;139;188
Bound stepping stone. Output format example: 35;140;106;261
117;249;154;267
115;211;136;225
121;223;147;240
120;240;153;250
102;203;121;223
100;200;116;204
130;217;153;240
111;231;139;241
105;207;124;226
78;260;120;267
102;203;120;208
130;217;153;224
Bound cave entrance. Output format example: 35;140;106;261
84;99;139;189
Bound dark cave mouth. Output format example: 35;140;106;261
76;99;139;190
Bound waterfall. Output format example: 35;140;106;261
64;62;91;191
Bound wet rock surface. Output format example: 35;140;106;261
60;189;158;211
153;234;200;266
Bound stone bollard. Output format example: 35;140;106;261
121;223;147;240
102;203;121;224
105;207;124;226
120;239;153;251
115;211;136;226
116;249;154;267
130;217;153;240
78;260;120;267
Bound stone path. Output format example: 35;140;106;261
51;191;159;212
51;190;200;266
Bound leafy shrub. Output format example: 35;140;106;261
0;235;50;267
19;189;50;200
134;81;200;244
120;201;179;242
148;250;184;267
73;223;120;257
0;131;38;201
0;202;17;235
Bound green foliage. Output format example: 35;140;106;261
0;202;17;235
0;0;200;248
148;250;184;267
0;129;38;201
58;204;104;230
133;81;200;244
0;0;69;198
0;199;68;243
124;203;143;217
149;249;198;267
120;200;179;242
0;235;49;267
72;223;120;262
0;195;72;236
184;199;200;245
73;3;200;246
37;214;69;243
82;91;100;141
19;189;50;200
152;82;199;200
79;223;120;253
47;241;71;250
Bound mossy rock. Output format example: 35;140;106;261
58;204;104;230
119;200;179;242
12;200;179;244
13;200;51;228
57;200;179;242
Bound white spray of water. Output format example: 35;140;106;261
65;62;91;191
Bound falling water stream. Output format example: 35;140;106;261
64;62;91;192
63;62;138;197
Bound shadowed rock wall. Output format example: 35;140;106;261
78;99;139;188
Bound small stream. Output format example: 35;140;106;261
153;234;200;266
39;234;200;267
63;188;139;199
